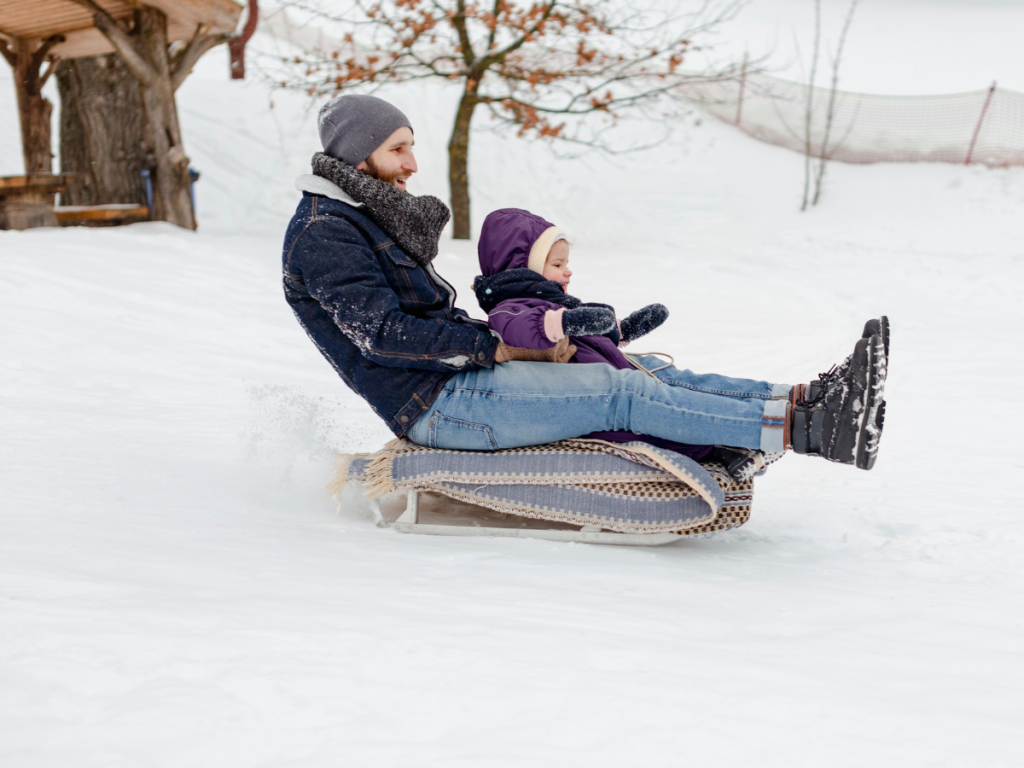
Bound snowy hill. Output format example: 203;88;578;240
3;11;1024;767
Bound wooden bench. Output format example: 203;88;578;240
55;204;150;227
0;175;68;230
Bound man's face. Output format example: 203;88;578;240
356;126;417;191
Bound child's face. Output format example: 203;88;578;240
542;240;572;291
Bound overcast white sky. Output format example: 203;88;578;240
707;0;1024;93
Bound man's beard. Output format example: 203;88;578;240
363;156;405;188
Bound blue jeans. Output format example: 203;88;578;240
407;355;791;452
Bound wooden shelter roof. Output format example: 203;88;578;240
0;0;242;58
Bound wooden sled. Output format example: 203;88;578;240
334;439;757;546
365;488;686;546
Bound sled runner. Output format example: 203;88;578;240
331;438;761;546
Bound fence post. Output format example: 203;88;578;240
735;51;748;126
965;81;997;165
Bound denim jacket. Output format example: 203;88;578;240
282;191;498;436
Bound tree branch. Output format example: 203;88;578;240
478;1;558;69
38;57;59;89
451;0;476;68
171;25;229;92
486;0;500;52
0;39;16;69
66;0;157;85
30;34;65;74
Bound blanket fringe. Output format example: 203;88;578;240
326;453;357;501
361;450;398;499
325;450;399;501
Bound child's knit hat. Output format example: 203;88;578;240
478;208;566;276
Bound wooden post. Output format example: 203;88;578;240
965;81;997;166
734;51;748;126
133;7;196;228
1;35;63;174
229;0;259;80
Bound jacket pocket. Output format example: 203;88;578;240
377;243;442;306
383;245;417;268
429;411;499;450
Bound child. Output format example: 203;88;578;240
473;208;716;464
473;208;889;478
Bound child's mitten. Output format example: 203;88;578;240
561;306;617;337
620;304;669;343
580;302;621;344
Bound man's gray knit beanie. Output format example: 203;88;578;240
318;94;412;166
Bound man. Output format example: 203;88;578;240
283;95;887;470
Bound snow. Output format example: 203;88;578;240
3;7;1024;766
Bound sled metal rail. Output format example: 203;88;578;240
369;489;683;547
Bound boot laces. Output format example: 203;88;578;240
810;356;853;405
817;364;839;385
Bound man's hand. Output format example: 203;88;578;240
495;336;577;364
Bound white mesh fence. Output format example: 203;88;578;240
679;72;1024;167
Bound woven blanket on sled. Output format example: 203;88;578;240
333;438;757;537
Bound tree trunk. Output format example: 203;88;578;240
56;54;149;207
11;38;54;174
133;8;195;228
448;89;477;240
83;5;196;228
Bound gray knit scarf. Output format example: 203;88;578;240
311;152;450;266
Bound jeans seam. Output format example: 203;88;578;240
443;389;763;427
627;391;763;425
655;382;770;400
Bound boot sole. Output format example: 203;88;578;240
855;334;887;470
861;316;889;461
863;316;889;360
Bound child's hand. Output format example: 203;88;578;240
620;304;669;344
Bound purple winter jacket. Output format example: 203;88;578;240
487;298;630;367
477;209;628;366
476;208;711;460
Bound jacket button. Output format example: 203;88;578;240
399;415;409;424
477;352;486;361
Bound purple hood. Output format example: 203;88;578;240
478;208;555;275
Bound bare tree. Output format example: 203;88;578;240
811;0;859;206
800;0;821;212
272;0;742;238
